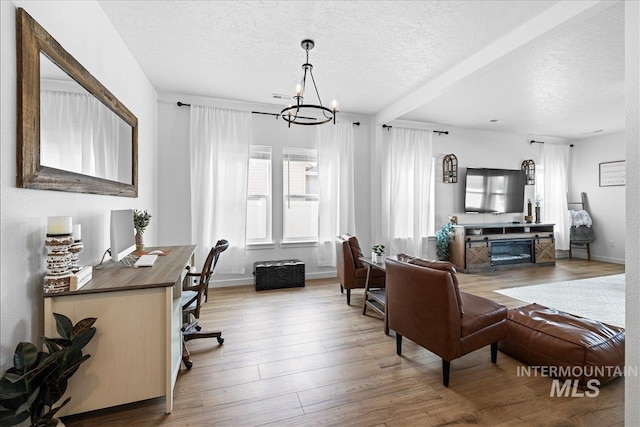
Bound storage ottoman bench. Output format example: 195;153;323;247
253;259;305;291
498;303;625;387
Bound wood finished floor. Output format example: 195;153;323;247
64;259;625;427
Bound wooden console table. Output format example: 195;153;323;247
43;245;195;416
449;223;555;273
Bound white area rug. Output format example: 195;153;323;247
495;274;625;328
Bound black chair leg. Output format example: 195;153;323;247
491;342;498;363
396;333;402;355
442;359;450;387
340;284;344;294
346;289;351;305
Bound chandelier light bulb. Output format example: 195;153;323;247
331;99;339;111
295;84;302;96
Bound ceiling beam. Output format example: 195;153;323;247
375;0;613;125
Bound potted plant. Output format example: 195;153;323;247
435;222;455;261
371;244;385;263
0;313;97;427
132;209;152;251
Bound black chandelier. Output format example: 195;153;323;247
281;39;338;127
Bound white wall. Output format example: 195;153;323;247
430;127;627;263
430;126;558;228
0;1;158;367
160;102;627;283
625;0;640;423
370;121;580;255
157;92;372;285
570;131;626;263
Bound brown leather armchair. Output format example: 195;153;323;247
386;255;507;386
335;234;385;305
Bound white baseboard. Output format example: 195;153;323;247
590;255;625;264
558;249;625;265
306;271;338;280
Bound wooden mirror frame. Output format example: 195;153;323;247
16;8;138;197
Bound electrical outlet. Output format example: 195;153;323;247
609;240;615;247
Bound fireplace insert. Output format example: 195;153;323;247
491;240;533;266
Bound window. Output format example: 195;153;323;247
246;145;272;243
283;147;318;242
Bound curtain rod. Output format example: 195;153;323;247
382;124;449;135
177;102;360;126
530;139;574;147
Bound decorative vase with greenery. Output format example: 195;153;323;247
371;244;385;263
435;222;455;261
132;209;151;251
0;313;97;427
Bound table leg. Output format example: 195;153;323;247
362;264;372;315
384;286;389;335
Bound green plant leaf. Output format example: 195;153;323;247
57;355;90;383
71;318;97;339
42;338;62;355
69;327;96;353
2;372;21;383
0;376;26;400
15;386;39;415
53;313;73;340
1;313;97;427
44;396;70;421
0;409;30;426
10;352;63;384
435;222;455;260
13;342;38;372
133;209;152;234
371;244;385;255
42;378;67;409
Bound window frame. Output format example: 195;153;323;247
282;147;319;243
246;145;273;245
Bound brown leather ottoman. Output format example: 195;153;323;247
499;303;625;387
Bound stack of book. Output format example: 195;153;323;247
70;266;92;291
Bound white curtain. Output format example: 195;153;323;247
316;121;356;266
189;105;251;274
40;90;124;181
381;128;432;257
542;143;570;250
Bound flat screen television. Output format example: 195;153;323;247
464;168;526;213
110;209;136;262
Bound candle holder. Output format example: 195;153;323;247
44;233;74;294
69;240;84;273
525;199;533;223
69;224;83;273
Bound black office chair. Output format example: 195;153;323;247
181;239;229;369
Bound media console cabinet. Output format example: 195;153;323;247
449;223;555;273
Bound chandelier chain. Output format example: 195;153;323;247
309;70;332;120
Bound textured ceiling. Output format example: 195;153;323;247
400;1;625;138
99;0;625;139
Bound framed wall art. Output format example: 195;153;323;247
599;160;625;187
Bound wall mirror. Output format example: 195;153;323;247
16;8;138;197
